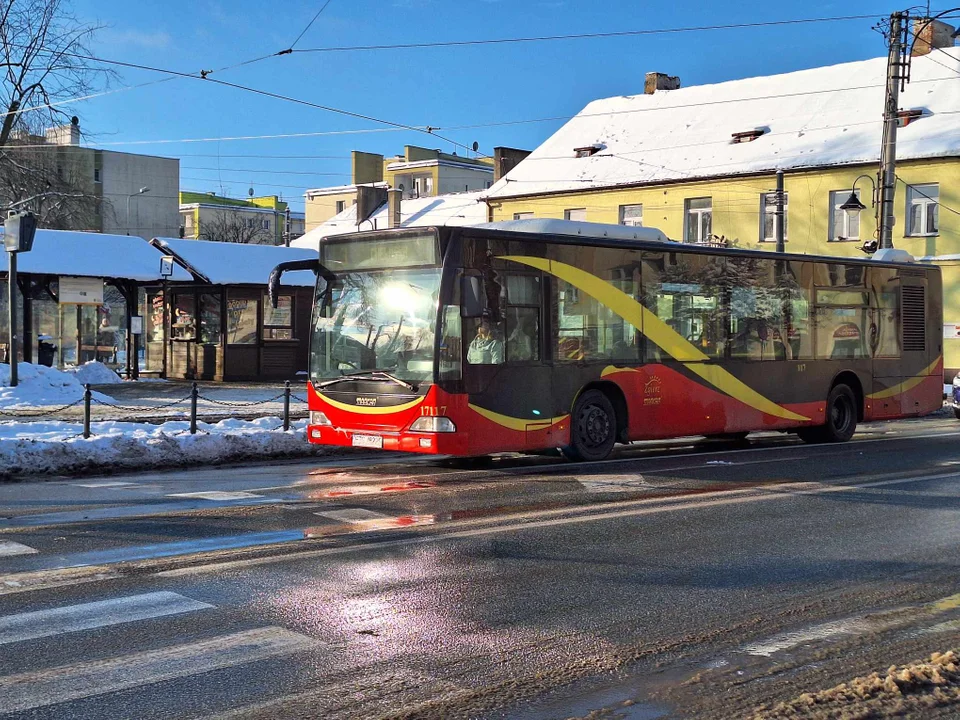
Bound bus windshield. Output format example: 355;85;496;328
310;268;442;385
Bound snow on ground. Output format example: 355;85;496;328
67;361;122;386
0;416;323;477
0;363;113;409
750;650;960;719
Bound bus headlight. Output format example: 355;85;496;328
310;411;332;426
409;416;456;433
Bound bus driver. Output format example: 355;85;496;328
467;318;504;364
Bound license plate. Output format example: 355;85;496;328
352;434;383;449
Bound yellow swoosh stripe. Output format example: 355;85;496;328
867;357;942;400
500;255;809;422
468;403;568;432
317;392;425;415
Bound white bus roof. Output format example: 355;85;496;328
476;219;671;243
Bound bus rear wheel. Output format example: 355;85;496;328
798;383;857;444
562;389;617;462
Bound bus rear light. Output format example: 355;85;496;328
409;416;456;433
311;411;332;426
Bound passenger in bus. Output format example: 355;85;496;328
507;312;536;361
467;319;504;364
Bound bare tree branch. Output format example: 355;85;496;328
198;211;276;245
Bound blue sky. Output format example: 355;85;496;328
66;0;910;211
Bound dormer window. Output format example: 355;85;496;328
574;144;602;158
731;129;766;144
897;109;924;127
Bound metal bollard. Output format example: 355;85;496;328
190;382;198;435
82;384;91;439
283;380;291;432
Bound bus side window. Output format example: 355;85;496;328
503;274;541;363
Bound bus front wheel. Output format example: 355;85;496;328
798;384;857;444
562;389;617;462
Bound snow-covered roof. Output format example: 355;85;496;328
485;48;960;200
478;219;670;242
304;182;388;198
291;191;487;249
151;238;317;286
0;229;192;281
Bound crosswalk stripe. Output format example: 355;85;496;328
0;540;37;557
316;508;390;523
166;491;264;501
73;481;136;488
0;627;318;714
0;591;213;646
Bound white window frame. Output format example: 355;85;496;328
759;192;788;242
564;208;587;221
335;200;345;214
619;204;643;227
828;189;861;241
684;197;712;243
513;212;535;220
906;183;939;236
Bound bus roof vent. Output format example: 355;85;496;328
477;219;671;244
902;285;926;352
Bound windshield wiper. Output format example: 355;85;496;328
318;370;417;391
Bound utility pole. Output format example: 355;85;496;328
775;169;785;254
877;11;911;251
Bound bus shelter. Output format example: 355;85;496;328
0;229;191;378
147;238;317;381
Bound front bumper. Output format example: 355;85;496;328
306;425;468;455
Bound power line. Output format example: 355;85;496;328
293;14;882;54
896;175;960;217
182;165;351;176
290;0;335;50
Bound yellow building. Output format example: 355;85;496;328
179;192;304;245
304;146;493;231
484;47;960;376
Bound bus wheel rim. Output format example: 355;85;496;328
831;397;850;431
579;404;611;447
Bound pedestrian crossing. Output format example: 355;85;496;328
0;588;320;717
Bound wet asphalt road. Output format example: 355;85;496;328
2;415;960;718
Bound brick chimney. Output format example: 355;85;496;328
912;18;956;56
493;147;531;182
387;189;402;228
644;72;681;94
356;184;387;225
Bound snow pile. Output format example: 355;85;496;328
0;363;114;409
67;361;123;386
0;416;323;477
751;650;960;719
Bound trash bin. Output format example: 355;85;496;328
37;335;56;367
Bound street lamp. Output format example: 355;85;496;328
125;187;150;236
839;174;879;253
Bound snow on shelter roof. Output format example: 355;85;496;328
484;48;960;199
291;191;487;250
0;229;192;281
151;238;318;287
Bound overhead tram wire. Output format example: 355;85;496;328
289;0;336;50
291;14;882;54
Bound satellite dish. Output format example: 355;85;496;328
472;141;479;152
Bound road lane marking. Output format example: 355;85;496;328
576;474;648;493
73;481;136;488
161;470;960;578
0;627;318;714
166;491;264;501
0;541;37;557
0;591;213;645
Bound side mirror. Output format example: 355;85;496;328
461;275;485;318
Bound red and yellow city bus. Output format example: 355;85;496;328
270;220;942;461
